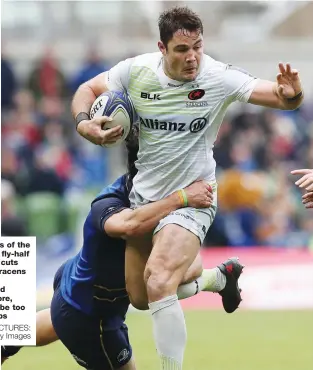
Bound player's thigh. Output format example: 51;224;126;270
125;236;152;310
51;290;132;369
146;206;216;285
146;224;200;287
51;266;132;370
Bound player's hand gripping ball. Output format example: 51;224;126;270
90;90;137;148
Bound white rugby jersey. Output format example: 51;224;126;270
104;52;258;201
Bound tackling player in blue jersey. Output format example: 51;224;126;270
1;126;243;369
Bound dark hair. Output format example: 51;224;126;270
158;6;203;48
125;124;139;192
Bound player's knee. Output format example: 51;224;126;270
145;260;182;301
145;272;173;301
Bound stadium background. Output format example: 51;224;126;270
1;1;313;369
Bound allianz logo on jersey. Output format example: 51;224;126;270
139;116;207;133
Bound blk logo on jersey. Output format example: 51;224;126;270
189;118;207;133
188;89;205;100
141;92;161;100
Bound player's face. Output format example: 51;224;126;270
159;29;203;82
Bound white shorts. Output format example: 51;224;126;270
129;182;218;244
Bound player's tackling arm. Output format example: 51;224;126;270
105;197;181;239
104;181;213;240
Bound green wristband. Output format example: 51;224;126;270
180;189;188;207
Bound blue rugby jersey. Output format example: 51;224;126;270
60;174;131;320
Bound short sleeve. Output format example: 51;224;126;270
223;65;259;103
91;196;127;233
103;58;134;91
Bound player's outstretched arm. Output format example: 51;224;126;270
104;181;213;239
248;63;304;110
291;169;313;209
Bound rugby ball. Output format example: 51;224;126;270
90;90;137;148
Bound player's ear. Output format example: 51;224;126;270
158;41;166;55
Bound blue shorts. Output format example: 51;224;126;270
50;264;132;370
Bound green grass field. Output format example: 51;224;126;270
4;310;313;370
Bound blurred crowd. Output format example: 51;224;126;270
206;104;313;248
2;50;313;250
1;50;111;249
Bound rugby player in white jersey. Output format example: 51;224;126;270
72;6;304;369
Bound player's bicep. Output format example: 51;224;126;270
248;79;283;109
84;72;109;97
